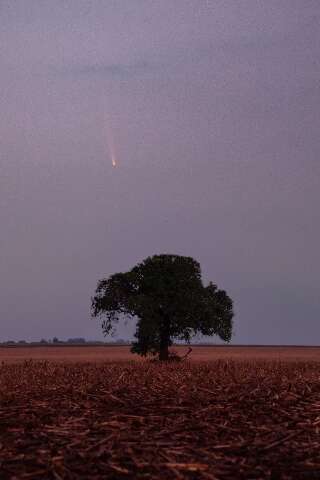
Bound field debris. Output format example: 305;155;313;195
0;359;319;479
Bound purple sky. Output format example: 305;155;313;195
1;1;319;344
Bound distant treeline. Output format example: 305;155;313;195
0;338;131;346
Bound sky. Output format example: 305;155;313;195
1;0;319;344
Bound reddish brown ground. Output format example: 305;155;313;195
0;355;319;479
0;345;319;363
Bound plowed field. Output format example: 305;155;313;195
0;358;319;479
0;345;319;363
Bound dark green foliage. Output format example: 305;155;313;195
91;254;234;360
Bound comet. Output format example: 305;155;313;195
106;122;118;168
109;143;117;167
101;98;119;168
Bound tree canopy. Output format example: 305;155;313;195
91;254;234;360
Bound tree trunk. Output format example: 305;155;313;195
159;318;170;361
159;339;169;361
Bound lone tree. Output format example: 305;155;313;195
91;254;234;361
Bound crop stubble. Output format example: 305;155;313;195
0;359;319;479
